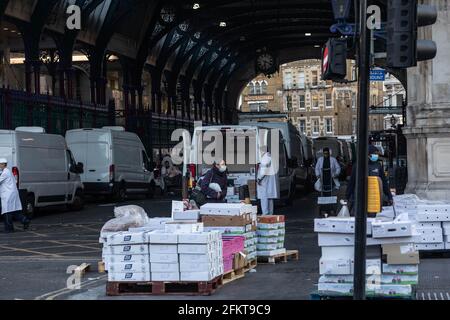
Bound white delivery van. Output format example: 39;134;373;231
187;125;295;205
66;127;155;201
0;127;85;217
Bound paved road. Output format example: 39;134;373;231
1;193;450;300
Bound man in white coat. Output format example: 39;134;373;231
0;158;30;233
257;152;280;215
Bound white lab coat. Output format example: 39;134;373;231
257;153;280;200
0;167;23;215
314;156;341;192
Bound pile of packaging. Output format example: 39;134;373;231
315;214;419;298
394;194;450;251
256;215;286;258
201;203;258;262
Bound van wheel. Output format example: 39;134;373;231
25;195;36;220
115;183;127;202
147;182;156;199
69;190;84;211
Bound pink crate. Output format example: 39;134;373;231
223;255;234;273
222;236;245;257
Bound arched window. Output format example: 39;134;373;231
261;81;268;94
248;82;255;94
255;82;262;95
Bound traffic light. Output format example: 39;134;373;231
321;38;347;81
387;0;438;68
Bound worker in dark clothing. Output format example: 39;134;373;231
346;145;393;212
198;160;228;203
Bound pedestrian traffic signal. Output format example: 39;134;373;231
386;0;438;69
321;38;347;81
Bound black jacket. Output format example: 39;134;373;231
346;161;393;201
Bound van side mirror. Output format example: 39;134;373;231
71;162;84;174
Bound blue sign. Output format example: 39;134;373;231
370;69;385;81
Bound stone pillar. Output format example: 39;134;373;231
404;0;450;200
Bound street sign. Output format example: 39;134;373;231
370;69;385;81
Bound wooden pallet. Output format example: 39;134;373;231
243;259;257;272
257;250;299;264
222;268;245;285
106;276;223;296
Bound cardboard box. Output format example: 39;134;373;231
164;222;204;234
258;222;285;230
314;218;374;235
443;222;450;228
257;229;285;237
374;284;412;297
108;262;150;273
318;233;418;247
321;246;355;260
416;233;443;243
415;243;445;250
179;253;214;264
319;275;382;284
151;272;180;282
178;244;213;254
173;210;200;221
104;254;148;265
108;272;151;282
150;244;178;254
106;232;148;245
257;215;285;224
317;283;357;296
179;262;215;272
417;222;442;228
443;228;450;236
103;244;149;255
371;221;413;239
178;232;221;244
204;226;247;235
382;244;419;265
200;203;251;216
258;236;282;244
256;243;279;251
149;253;179;263
150;263;179;273
202;214;252;227
381;274;418;285
417;206;450;222
416;227;443;235
382;264;419;275
319;258;381;275
180;272;216;282
148;231;179;244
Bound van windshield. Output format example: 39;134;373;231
0;147;13;164
196;129;258;175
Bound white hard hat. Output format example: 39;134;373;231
0;158;8;164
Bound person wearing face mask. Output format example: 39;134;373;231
346;145;393;212
315;147;341;192
198;160;228;203
0;158;30;233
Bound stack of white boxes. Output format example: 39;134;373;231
394;195;450;251
103;231;151;282
315;217;418;298
201;203;258;262
257;215;286;258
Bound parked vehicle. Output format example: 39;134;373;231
66;127;155;201
187;125;296;205
0;127;85;217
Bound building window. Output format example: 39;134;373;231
299;95;306;110
396;94;404;106
325;93;333;108
352;118;357;134
249;103;268;112
261;81;268;94
298;72;305;89
299;120;306;134
325;118;333;134
255;82;262;95
311;71;318;86
371;95;377;107
312;95;319;110
284;72;293;89
248;83;255;94
312;119;320;135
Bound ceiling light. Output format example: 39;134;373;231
193;3;200;10
219;22;227;27
305;33;312;36
314;45;321;48
3;28;9;31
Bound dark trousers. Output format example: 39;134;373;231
3;210;29;232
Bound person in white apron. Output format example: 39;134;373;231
257;152;280;215
0;158;29;233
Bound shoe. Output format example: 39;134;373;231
23;221;30;230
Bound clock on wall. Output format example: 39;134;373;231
256;52;277;75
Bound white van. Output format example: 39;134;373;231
66;127;155;201
0;127;85;217
187;125;296;205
